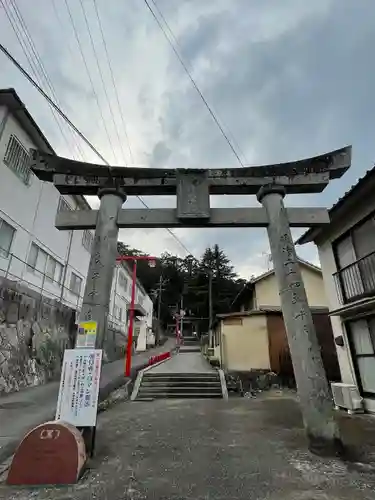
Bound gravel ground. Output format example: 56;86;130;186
2;393;375;500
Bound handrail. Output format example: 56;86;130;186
333;250;375;304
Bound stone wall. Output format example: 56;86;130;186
0;277;76;394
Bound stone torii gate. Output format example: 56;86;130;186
31;145;351;456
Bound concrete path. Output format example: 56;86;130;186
151;351;214;373
0;339;175;463
3;393;375;499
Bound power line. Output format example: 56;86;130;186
0;0;78;160
143;0;245;167
150;0;249;165
78;0;126;165
7;0;86;161
63;0;118;164
92;0;133;164
149;0;249;164
0;41;194;258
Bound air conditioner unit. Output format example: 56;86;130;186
331;382;364;414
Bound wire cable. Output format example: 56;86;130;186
0;0;77;159
0;41;194;257
50;0;88;160
78;0;126;165
63;0;118;164
149;0;249;165
92;0;134;164
8;0;85;161
143;0;245;167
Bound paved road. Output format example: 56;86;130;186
0;340;175;463
151;351;214;373
3;393;375;499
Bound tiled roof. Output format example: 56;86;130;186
297;166;375;244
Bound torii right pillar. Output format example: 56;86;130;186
257;184;343;456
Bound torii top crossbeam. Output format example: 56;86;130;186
30;146;351;196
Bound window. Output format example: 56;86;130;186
57;196;72;213
114;305;122;321
118;272;128;290
3;135;31;185
70;272;82;295
137;290;144;306
46;255;56;281
82;230;93;252
27;242;63;284
334;215;375;302
55;262;63;284
348;318;375;395
0;218;15;258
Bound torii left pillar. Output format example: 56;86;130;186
7;187;125;485
79;187;126;349
75;187;126;457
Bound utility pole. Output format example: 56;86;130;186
180;295;184;337
257;185;342;456
208;270;213;335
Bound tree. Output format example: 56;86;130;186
116;240;245;336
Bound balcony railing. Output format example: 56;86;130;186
333;251;375;305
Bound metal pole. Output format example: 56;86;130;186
78;188;125;350
257;185;342;456
125;259;137;377
60;230;73;303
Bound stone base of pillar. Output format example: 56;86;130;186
308;433;344;458
7;421;86;485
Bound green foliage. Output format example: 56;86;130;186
117;242;246;335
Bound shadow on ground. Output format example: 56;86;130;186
2;391;375;500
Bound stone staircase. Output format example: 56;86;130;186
179;335;201;353
134;372;224;400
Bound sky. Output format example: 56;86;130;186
0;0;374;279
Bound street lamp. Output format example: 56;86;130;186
116;255;157;376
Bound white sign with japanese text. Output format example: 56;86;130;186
55;349;102;427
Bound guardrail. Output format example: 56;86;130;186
148;351;171;366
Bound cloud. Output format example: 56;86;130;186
0;0;374;278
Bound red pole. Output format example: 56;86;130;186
125;260;137;377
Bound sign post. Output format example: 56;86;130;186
55;349;102;428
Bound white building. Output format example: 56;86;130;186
297;167;375;412
0;88;153;343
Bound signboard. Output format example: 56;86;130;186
76;321;97;348
55;349;102;427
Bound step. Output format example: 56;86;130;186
138;386;222;394
136;392;223;399
143;373;218;379
141;380;222;387
142;378;219;385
